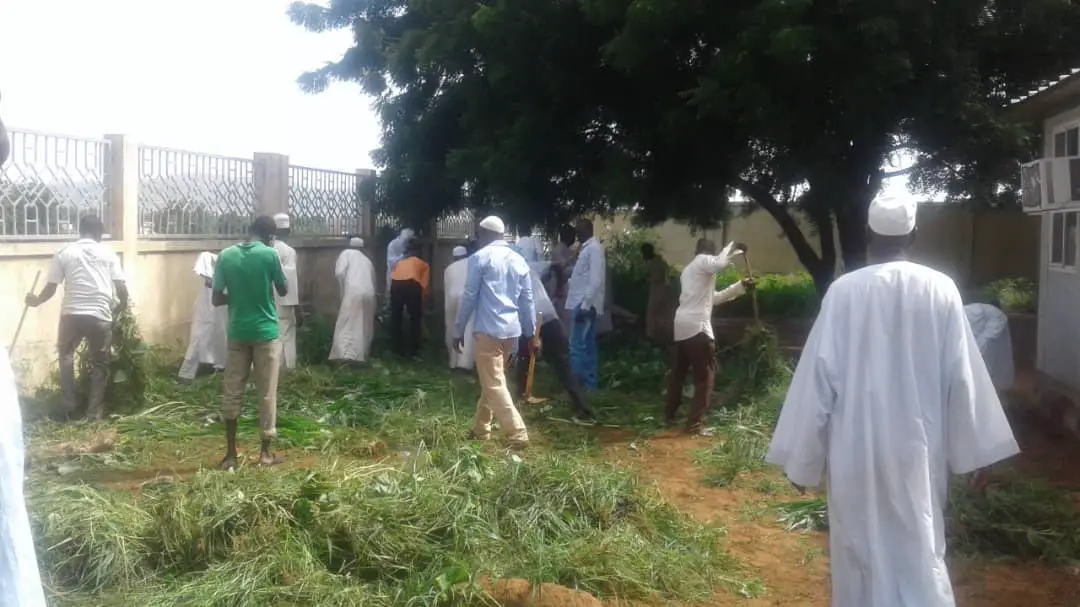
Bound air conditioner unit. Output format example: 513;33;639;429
1020;157;1080;213
1021;160;1044;212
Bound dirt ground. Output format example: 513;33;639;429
605;425;1080;607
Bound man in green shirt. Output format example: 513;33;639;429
212;216;288;470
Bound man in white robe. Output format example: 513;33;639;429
178;251;227;380
330;236;377;365
963;303;1015;392
0;102;48;606
765;197;1020;607
444;246;475;371
0;345;48;607
272;213;300;371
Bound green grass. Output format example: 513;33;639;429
22;322;773;606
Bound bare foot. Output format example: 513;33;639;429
258;453;285;467
218;457;237;472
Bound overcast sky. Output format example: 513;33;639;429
0;0;915;201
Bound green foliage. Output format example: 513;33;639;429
290;0;1080;280
606;228;670;317
76;308;150;415
716;267;818;318
296;311;336;365
978;278;1038;313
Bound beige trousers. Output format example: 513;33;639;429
222;338;281;439
472;333;529;444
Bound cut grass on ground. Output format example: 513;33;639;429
23;334;767;606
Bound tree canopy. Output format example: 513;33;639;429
290;0;1080;289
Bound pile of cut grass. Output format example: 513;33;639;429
31;446;759;606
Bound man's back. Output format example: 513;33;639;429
463;242;533;339
770;260;1018;607
444;258;469;299
214;242;284;342
273;240;299;307
47;239;124;322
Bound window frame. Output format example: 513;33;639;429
1049;209;1080;273
1053;124;1080;158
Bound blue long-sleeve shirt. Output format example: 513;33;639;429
453;240;536;341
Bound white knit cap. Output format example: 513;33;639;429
349;237;364;248
478;215;505;234
452;245;467;257
868;196;917;236
273;213;291;229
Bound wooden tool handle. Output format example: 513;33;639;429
741;252;760;324
10;270;42;354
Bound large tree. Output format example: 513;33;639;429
290;0;1080;291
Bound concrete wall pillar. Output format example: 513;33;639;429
254;152;290;218
104;134;141;286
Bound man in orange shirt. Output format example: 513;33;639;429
389;238;430;358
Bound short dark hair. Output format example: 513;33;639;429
250;215;277;240
79;215;105;236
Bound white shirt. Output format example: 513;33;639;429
766;261;1019;607
273;240;299;307
46;238;125;322
672;252;745;342
528;262;557;324
565;237;606;316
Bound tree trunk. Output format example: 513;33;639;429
738;179;834;296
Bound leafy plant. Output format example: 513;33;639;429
76;307;150;415
978;278;1037;313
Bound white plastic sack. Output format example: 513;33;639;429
964;303;1015;391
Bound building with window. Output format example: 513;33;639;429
1011;69;1080;392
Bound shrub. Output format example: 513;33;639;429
978;278;1037;313
607;229;668;317
715;267;818;318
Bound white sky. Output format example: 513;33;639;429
0;0;915;200
0;0;381;172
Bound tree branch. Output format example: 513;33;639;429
881;166;913;179
736;178;824;274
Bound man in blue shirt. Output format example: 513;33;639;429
453;215;536;450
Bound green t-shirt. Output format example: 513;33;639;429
213;241;287;342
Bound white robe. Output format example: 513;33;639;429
963;303;1015;391
273;240;299;370
765;261;1019;607
443;257;475;369
330;249;377;362
178;252;227;379
0;346;47;607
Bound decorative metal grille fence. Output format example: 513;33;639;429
0;129;110;239
288;165;360;237
437;210;474;239
138;146;256;238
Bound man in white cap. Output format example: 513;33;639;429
178;250;228;381
443;245;475;371
330;235;376;366
765;196;1019;607
453;215;536;450
0;99;48;607
272;213;300;371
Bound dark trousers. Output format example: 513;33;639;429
516;321;594;418
389;279;423;357
665;332;716;432
58;314;113;420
